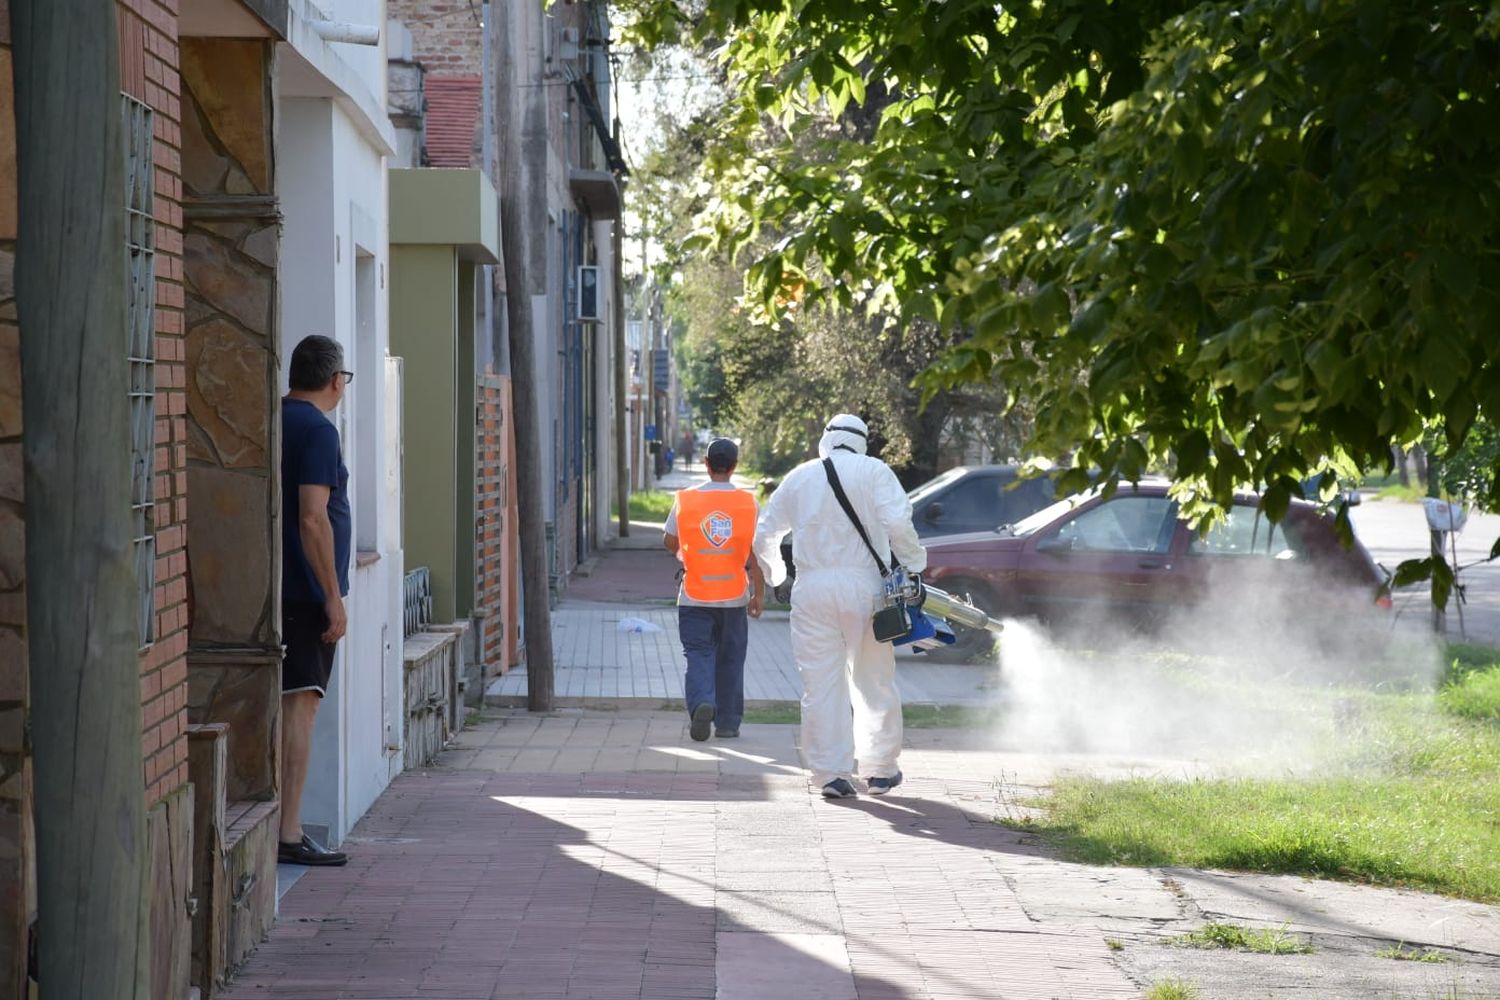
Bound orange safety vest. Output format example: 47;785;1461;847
676;487;758;602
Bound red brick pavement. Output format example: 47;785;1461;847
222;717;1138;1000
564;543;680;605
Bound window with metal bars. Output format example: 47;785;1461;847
124;94;156;649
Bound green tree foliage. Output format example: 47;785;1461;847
617;0;1500;589
634;60;1023;483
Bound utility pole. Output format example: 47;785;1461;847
495;4;554;711
613;210;629;539
12;0;150;994
612;119;629;539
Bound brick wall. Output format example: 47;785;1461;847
388;0;483;74
120;0;191;807
0;2;189;986
0;6;27;991
476;375;517;670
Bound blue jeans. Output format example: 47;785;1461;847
679;606;747;731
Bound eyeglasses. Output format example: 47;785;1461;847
340;371;355;385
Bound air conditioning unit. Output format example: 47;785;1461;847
577;265;600;322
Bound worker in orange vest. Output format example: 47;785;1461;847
663;438;765;741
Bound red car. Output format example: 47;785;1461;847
922;480;1391;660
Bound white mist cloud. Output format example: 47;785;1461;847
988;575;1444;776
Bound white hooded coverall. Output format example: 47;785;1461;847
753;415;927;786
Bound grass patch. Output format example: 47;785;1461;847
901;704;1001;728
1440;668;1500;722
612;490;677;525
1104;937;1125;951
1176;922;1314;955
742;703;1001;728
1144;980;1201;1000
1443;642;1500;685
1008;662;1500;901
1376;943;1450;963
742;704;801;725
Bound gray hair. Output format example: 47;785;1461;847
288;335;343;391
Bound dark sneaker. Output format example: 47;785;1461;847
689;704;715;742
278;834;348;867
714;728;740;739
821;778;858;799
866;771;904;796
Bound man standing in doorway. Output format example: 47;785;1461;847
664;438;765;741
279;334;353;866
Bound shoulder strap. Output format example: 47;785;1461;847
822;458;896;576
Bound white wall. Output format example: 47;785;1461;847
279;92;400;846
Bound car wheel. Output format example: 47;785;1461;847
922;578;1002;664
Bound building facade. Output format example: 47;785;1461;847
1;0;407;993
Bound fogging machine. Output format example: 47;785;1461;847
875;567;1006;653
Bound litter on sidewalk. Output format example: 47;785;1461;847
617;616;664;634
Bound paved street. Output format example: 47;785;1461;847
1351;497;1500;646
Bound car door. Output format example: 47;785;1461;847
918;472;1013;537
998;474;1061;526
1174;500;1309;612
1013;493;1181;623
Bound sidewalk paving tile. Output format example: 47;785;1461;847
224;708;1500;1000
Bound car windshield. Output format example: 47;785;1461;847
907;467;967;505
1005;488;1097;537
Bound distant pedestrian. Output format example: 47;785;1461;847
664;439;765;740
279;335;353;866
681;431;696;467
666;446;676;472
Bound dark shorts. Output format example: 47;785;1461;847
283;600;337;697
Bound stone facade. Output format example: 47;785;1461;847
179;37;283;802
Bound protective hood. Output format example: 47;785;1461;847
818;413;869;458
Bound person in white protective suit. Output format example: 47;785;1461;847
752;414;927;799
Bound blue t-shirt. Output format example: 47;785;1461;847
282;397;351;603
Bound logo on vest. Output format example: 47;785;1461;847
701;511;734;548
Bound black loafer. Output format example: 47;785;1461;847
278;834;348;867
689;704;714;742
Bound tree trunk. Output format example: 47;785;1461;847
902;396;948;490
1427;449;1447;635
1394;445;1410;488
496;18;554;712
11;0;150;994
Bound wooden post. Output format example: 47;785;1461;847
10;0;150;995
496;8;554;712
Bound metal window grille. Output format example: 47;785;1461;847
124;94;156;648
403;567;433;637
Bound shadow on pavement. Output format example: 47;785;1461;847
220;766;915;1000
